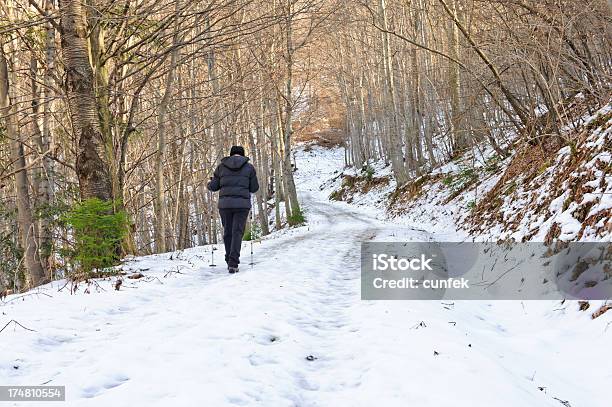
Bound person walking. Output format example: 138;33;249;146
207;146;259;273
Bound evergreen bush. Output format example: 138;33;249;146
63;199;128;277
243;219;262;241
361;164;375;182
288;208;306;226
0;202;22;290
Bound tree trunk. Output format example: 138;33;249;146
282;4;302;221
447;0;467;154
58;0;113;201
0;45;47;288
29;55;52;275
39;0;57;271
154;0;180;253
379;0;409;185
256;83;270;235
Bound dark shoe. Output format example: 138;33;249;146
228;266;239;274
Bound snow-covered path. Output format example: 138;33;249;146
1;147;610;407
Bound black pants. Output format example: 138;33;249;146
219;208;250;268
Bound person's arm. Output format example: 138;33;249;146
207;166;221;191
249;165;259;193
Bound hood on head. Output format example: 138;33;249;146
221;155;249;170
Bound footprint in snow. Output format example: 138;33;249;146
293;372;320;391
36;335;75;349
248;354;278;366
227;396;249;405
81;374;129;398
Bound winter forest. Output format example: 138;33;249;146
1;0;609;289
0;0;611;405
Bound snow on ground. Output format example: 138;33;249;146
0;145;610;407
306;145;472;240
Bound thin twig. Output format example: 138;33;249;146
0;319;37;334
1;291;52;305
164;266;186;277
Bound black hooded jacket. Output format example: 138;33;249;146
207;155;259;209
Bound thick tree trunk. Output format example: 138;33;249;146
59;0;112;201
269;110;283;230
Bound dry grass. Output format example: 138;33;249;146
330;174;390;203
387;174;442;215
299;128;345;148
469;101;611;241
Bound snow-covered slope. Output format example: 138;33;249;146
472;102;611;242
322;102;611;243
0;145;610;407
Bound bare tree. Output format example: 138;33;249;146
0;43;46;287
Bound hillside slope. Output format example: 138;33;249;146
324;101;611;243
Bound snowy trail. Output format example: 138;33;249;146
1;189;422;406
0;147;610;407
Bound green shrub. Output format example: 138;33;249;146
63;198;128;277
443;166;478;194
287;208;306;226
362;164;375;182
243;220;261;241
459;167;477;182
484;155;502;173
329;189;343;201
0;230;22;290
